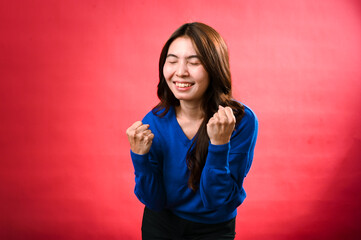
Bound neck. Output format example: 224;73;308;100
176;100;204;121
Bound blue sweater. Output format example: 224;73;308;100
130;104;258;224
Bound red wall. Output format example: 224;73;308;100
1;0;361;239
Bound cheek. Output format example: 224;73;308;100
163;65;172;81
196;70;209;87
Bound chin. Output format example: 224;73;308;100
173;94;191;101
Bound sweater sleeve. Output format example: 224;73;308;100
130;111;167;211
131;150;166;211
199;107;258;209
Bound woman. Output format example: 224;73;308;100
126;22;258;239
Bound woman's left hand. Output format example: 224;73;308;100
207;106;236;145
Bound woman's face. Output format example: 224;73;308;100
163;37;209;105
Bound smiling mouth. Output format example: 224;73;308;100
175;82;194;88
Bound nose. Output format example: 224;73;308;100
175;61;189;77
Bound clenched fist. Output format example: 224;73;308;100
126;121;154;155
207;106;236;145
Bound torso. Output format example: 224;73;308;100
176;116;203;140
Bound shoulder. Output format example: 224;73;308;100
142;110;157;124
142;107;175;154
230;99;257;130
142;106;174;124
230;103;258;152
239;103;258;131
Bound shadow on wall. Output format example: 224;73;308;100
289;137;361;239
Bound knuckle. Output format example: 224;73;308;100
134;128;138;134
137;132;144;140
127;129;135;137
226;117;232;123
127;125;136;135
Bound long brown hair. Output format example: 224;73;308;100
153;22;245;191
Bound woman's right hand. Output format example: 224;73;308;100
126;121;154;155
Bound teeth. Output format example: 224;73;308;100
176;82;192;88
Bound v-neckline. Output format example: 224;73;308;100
170;107;195;146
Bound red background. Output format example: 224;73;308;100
1;0;361;239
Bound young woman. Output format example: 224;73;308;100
126;22;258;240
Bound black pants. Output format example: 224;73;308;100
142;207;236;240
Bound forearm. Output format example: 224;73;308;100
131;151;166;210
199;143;243;209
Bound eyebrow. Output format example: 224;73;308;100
166;54;200;60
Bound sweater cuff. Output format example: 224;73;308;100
205;142;230;169
130;150;150;172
